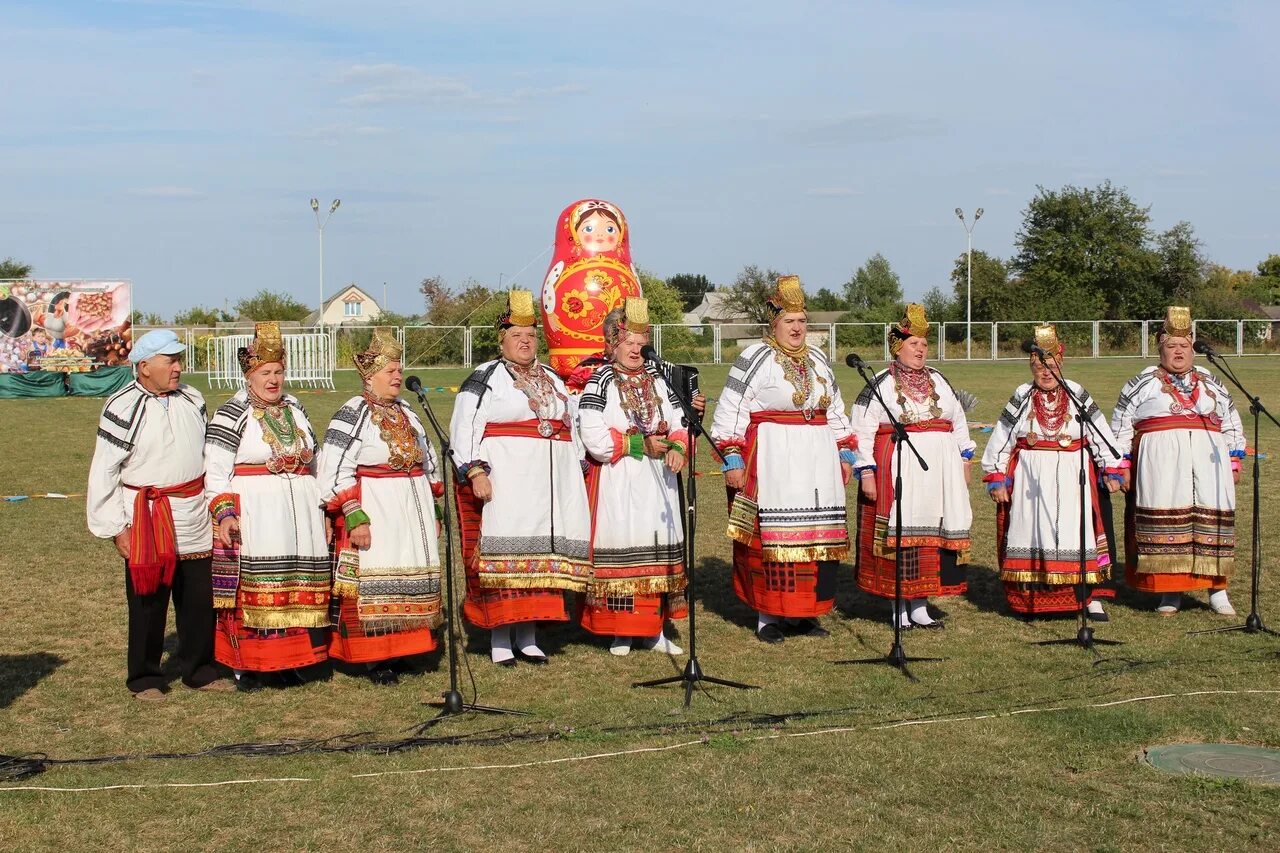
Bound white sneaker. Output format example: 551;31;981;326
644;633;684;655
609;636;632;656
1156;593;1181;615
1209;590;1236;616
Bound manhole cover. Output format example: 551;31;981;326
1145;743;1280;784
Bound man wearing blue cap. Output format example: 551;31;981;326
87;329;231;699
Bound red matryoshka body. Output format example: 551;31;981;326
539;199;642;384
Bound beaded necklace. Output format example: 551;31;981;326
614;363;667;435
1027;385;1070;447
890;363;942;423
247;390;312;474
765;335;829;419
362;391;423;471
505;358;571;437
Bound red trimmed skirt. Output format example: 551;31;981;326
855;500;967;599
328;598;436;664
1003;583;1116;615
215;610;329;672
455;480;570;629
730;531;837;619
579;593;688;637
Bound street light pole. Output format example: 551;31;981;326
311;198;341;330
955;207;983;359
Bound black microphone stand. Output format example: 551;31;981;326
633;359;758;706
1187;347;1279;639
1027;351;1123;653
836;358;941;680
405;380;531;731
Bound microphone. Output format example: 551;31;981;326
405;375;424;396
1021;340;1049;362
640;344;660;363
845;353;866;370
1193;340;1218;357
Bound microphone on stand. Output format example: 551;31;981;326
845;352;867;370
1021;340;1050;363
405;375;424;396
1193;340;1219;358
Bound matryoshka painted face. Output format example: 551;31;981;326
576;211;620;254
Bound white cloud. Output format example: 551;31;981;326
126;186;206;199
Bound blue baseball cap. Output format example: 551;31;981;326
130;329;187;364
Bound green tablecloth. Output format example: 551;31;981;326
0;370;66;399
67;366;133;397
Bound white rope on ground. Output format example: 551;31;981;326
3;689;1276;794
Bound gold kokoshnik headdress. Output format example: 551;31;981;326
496;289;538;337
354;328;403;379
1157;306;1194;341
889;303;930;357
1029;323;1064;359
603;297;650;350
238;321;286;374
764;275;807;323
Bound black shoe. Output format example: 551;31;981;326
756;624;785;644
799;620;830;638
235;674;263;693
1088;609;1110;623
516;650;549;665
369;667;399;685
911;619;945;630
495;657;517;668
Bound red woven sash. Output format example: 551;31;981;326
483;419;572;441
1136;415;1221;434
875;418;953;437
232;463;313;477
124;475;205;595
1014;437;1085;452
749;410;829;427
356;464;425;479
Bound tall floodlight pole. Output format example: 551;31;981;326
311;198;341;330
955;207;983;359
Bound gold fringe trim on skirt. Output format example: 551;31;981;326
761;544;849;563
589;574;688;597
241;609;332;630
1134;554;1233;577
726;493;759;545
1001;569;1110;585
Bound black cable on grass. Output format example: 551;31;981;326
3;647;1275;783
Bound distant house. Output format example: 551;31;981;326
304;284;383;327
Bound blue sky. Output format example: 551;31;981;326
3;1;1278;318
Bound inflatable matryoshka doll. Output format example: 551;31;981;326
539;199;643;382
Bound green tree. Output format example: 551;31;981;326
809;287;847;311
949;250;1017;320
138;312;165;325
667;273;712;312
721;264;785;324
637;269;686;324
1153;221;1206;306
0;257;33;279
1248;254;1280;305
1013;181;1158;320
234;289;311;321
841;253;903;323
172;305;234;326
921;286;959;324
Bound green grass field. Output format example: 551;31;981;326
1;357;1278;851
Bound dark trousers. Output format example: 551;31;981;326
124;555;219;692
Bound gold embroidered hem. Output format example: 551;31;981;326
1001;570;1110;585
761;544;849;563
240;609;331;630
358;612;443;633
1134;554;1233;576
587;575;689;597
874;541;971;565
726;494;758;545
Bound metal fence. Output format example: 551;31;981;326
132;318;1274;385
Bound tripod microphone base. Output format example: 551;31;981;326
835;642;942;682
1188;611;1280;637
632;655;758;708
1035;625;1123;649
411;689;533;733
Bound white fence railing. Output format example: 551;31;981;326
130;318;1276;385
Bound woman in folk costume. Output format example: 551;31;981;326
205;322;330;689
1111;306;1245;615
316;329;444;684
711;275;859;644
577;298;688;656
851;304;974;630
980;324;1125;620
449;289;593;665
